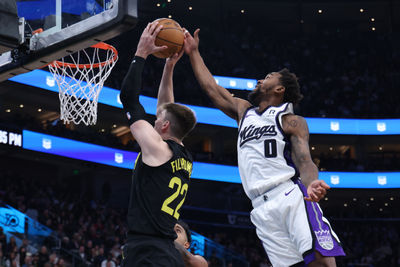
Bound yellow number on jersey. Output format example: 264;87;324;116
161;177;188;219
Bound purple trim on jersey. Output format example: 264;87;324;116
255;102;287;116
238;106;255;133
294;179;346;259
275;103;300;178
273;103;289;137
303;252;316;265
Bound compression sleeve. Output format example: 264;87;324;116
120;56;146;126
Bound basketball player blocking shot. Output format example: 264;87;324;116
119;22;196;267
183;29;345;267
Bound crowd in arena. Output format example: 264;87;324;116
1;21;399;171
1;163;400;267
1;109;398;172
106;22;400;119
1;10;400;267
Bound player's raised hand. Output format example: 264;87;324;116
166;47;184;67
304;180;330;202
136;22;168;59
183;28;200;55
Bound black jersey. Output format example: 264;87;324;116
127;140;193;240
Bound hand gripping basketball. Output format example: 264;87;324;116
153;18;185;58
135;22;168;59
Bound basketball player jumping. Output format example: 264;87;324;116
119;22;196;267
183;29;345;266
174;220;208;267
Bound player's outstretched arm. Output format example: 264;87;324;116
184;29;250;123
174;241;208;267
283;114;330;202
157;49;184;109
120;22;171;166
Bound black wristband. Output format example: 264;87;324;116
132;55;146;68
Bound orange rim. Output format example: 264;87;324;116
50;42;118;69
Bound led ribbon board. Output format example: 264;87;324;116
10;70;400;134
21;130;400;188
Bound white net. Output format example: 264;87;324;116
48;43;118;125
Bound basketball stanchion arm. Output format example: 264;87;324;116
120;56;147;126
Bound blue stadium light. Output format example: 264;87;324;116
23;130;138;169
21;130;400;188
214;75;256;90
319;172;400;189
9;70;400;134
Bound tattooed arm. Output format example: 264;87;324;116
283;114;330;202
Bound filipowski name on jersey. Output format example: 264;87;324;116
239;124;277;147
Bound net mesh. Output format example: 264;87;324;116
48;43;118;125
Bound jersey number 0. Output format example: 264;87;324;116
161;177;188;219
264;139;277;158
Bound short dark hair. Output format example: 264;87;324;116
176;219;192;244
278;68;303;105
161;103;197;139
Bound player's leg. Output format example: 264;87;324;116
250;187;305;266
288;179;345;265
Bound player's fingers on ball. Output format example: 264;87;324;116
153;24;163;36
149;21;159;35
145;23;151;31
155;46;167;53
184;30;192;38
147;22;155;33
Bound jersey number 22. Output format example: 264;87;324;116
161;177;188;219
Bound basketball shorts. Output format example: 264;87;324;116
122;234;184;267
250;179;345;267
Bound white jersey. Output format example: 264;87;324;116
237;103;297;200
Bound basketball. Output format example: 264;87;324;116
153;18;184;58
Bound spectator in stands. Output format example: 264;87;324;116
5;251;19;267
38;246;49;266
6;237;17;256
93;247;106;266
100;253;116;267
0;250;6;267
21;252;32;267
0;227;6;255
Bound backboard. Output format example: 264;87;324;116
0;0;137;82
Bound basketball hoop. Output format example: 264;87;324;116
48;42;118;125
